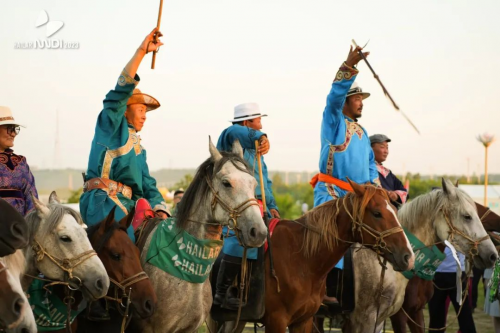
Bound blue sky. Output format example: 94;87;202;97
1;0;499;177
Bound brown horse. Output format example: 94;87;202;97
389;202;500;333
210;180;415;333
0;198;29;257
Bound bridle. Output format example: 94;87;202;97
92;225;150;333
31;239;97;289
441;207;490;259
205;174;260;244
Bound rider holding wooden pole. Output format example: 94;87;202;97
80;28;169;242
310;45;380;305
213;103;280;310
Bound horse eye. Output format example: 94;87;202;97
463;214;472;221
60;236;72;243
110;252;121;261
372;211;382;218
222;180;232;188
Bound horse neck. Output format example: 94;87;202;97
182;196;222;240
400;197;441;247
301;203;355;278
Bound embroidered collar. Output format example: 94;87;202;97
376;162;391;178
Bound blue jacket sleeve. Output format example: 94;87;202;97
217;125;265;152
369;149;381;186
141;149;168;213
263;162;278;211
323;63;359;129
96;70;139;141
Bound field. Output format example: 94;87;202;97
198;279;495;332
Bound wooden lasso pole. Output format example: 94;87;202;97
151;0;164;69
255;140;280;293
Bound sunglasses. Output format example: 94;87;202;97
5;125;20;135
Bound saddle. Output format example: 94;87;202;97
316;247;355;318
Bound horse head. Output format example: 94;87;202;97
0;250;37;333
175;138;267;248
0;199;28;257
88;207;157;319
434;178;497;269
347;179;414;272
25;191;110;300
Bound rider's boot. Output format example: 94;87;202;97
214;256;244;310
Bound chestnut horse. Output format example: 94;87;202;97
388;201;500;333
209;180;415;333
77;207;157;333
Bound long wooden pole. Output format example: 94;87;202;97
255;140;267;213
484;146;489;206
151;0;164;69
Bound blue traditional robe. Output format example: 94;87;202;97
314;63;379;268
217;124;278;260
80;70;167;240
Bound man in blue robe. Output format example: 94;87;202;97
311;45;380;304
214;103;279;309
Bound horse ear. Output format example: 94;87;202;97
119;207;135;230
232;139;244;159
49;191;61;204
209;136;222;162
347;177;365;196
455;179;459;188
99;206;117;234
442;178;457;198
32;194;50;219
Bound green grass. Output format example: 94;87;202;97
198;280;495;332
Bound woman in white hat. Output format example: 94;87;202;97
0;106;39;216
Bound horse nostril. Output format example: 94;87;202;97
403;254;411;265
95;279;104;292
249;227;257;239
143;299;154;315
10;223;26;242
490;253;498;264
21;328;30;333
13;297;24;316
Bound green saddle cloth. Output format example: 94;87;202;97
27;279;82;331
146;217;223;284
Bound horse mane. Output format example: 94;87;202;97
25;204;83;243
87;222;127;253
398;188;475;230
0;249;26;276
175;151;250;231
301;186;382;257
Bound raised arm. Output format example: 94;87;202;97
125;27;164;78
323;46;369;125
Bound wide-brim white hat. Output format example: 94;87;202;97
346;82;370;100
0;106;25;127
229;103;268;122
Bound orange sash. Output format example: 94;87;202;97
309;173;353;192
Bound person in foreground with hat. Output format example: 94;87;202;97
310;45;380;305
80;28;168;241
0;106;39;216
213;102;279;309
370;134;408;207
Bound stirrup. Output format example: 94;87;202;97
133;198;155;230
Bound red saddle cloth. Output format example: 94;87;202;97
132;198;156;230
264;218;281;252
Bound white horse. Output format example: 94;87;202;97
22;192;110;301
345;179;497;333
0;250;37;333
135;139;268;332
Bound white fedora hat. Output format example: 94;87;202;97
229;103;268;122
346;82;370;99
0;106;25;127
